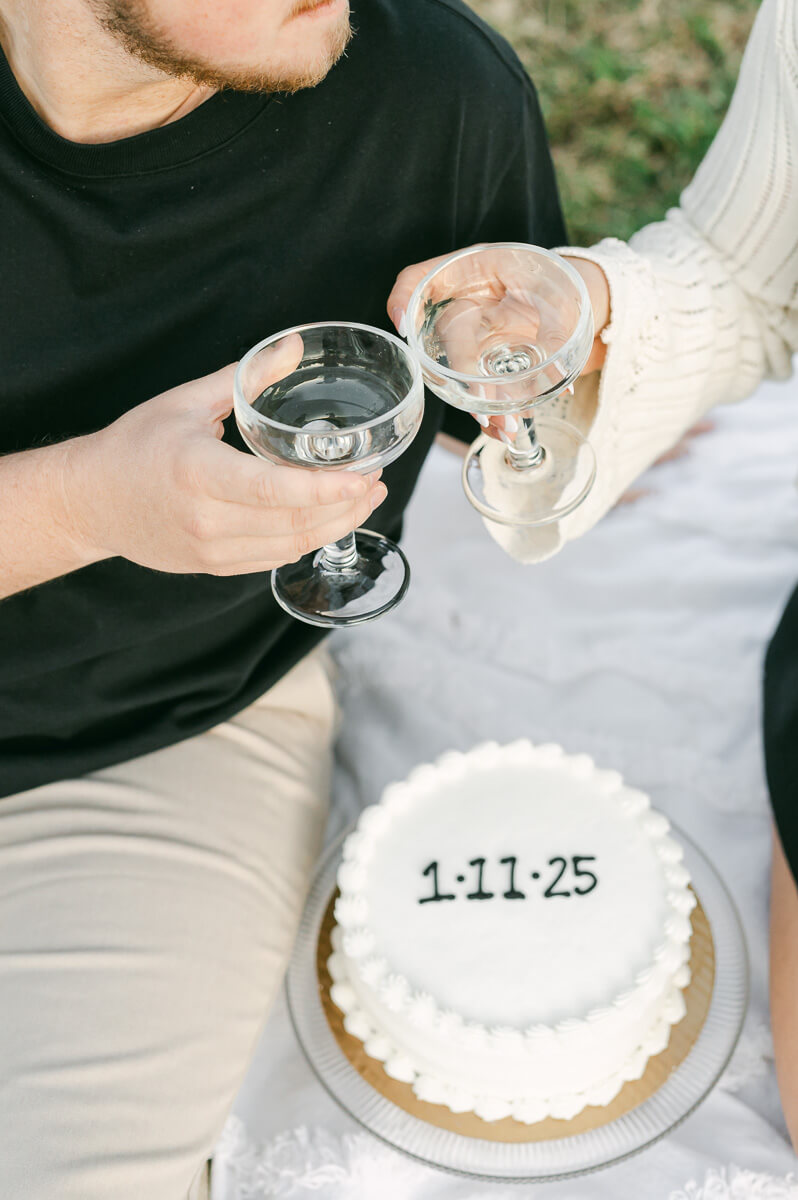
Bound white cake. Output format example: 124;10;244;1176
328;741;695;1123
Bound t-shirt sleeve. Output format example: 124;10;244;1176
440;75;567;444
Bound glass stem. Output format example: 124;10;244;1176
320;531;359;572
506;414;546;471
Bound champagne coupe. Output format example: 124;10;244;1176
235;321;424;628
405;243;596;526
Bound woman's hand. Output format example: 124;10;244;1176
387;246;612;445
562;256;611;374
390;245;712;479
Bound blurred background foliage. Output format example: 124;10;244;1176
469;0;759;244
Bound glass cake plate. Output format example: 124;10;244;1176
285;823;748;1183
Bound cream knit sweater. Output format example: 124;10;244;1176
491;0;798;562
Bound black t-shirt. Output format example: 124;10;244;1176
0;0;565;795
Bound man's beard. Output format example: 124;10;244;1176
93;0;352;93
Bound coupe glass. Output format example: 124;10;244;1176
405;243;596;526
234;322;424;628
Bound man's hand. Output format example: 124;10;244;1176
64;363;388;578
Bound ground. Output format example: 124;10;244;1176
468;0;759;244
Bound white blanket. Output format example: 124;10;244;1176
214;372;798;1200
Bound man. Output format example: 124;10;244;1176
0;0;565;1195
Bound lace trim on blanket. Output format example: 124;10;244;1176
215;1119;797;1200
669;1166;798;1200
213;1118;347;1198
213;1116;424;1200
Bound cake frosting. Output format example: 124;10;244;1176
328;741;695;1123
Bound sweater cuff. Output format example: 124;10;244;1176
480;239;670;562
559;238;674;541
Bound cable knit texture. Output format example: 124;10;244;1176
487;0;798;562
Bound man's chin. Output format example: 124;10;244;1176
229;24;352;93
97;0;352;95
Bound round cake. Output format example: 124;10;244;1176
328;741;695;1123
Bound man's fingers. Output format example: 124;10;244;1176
210;486;388;569
277;487;388;560
203;440;381;507
223;488;386;539
214;559;282;577
239;333;305;400
173;362;238;424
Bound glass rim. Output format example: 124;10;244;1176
404;242;593;387
234;320;424;437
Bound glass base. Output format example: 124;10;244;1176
271;529;410;628
463;418;597;527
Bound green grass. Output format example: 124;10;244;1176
468;0;759;244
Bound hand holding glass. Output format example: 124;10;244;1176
405;243;596;527
234;322;424;628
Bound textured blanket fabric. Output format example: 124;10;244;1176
215;369;798;1198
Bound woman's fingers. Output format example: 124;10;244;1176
584;340;608;374
488;291;541;343
469;412;522;447
387;244;486;334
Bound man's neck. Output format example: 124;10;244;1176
0;0;213;144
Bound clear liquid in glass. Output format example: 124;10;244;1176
244;363;417;472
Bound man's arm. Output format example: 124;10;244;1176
0;440;105;598
0;364;387;602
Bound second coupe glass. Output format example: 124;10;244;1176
405;243;596;527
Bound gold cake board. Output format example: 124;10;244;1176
317;889;715;1143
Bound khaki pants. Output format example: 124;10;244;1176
0;651;337;1200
